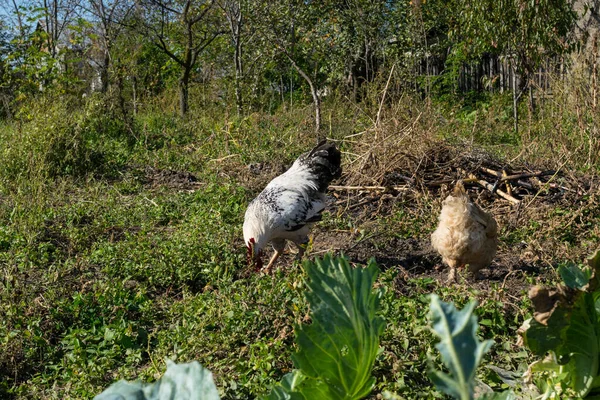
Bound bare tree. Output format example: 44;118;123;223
278;43;321;135
219;0;243;115
39;0;80;58
82;0;135;92
261;0;323;135
6;0;25;37
139;0;224;116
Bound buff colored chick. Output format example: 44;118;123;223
431;181;498;282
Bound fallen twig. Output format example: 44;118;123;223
480;167;502;178
480;167;556;182
143;196;159;207
503;169;513;196
425;179;454;187
329;185;410;192
347;197;379;210
209;154;240;162
502;170;556;182
530;178;581;194
470;174;521;205
515;180;535;190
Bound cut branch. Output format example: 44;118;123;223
470;174;521;204
479;167;556;182
329;185;410;192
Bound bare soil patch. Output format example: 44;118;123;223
143;166;203;190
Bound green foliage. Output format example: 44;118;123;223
428;295;494;400
95;360;219;400
428;295;519;399
0;94;133;184
265;255;385;399
521;251;600;399
1;89;596;400
448;0;576;77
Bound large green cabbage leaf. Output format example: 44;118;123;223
264;254;385;400
94;360;219;400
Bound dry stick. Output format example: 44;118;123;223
515;180;535;190
479;167;555;182
469;174;521;204
502;169;513;196
376;63;396;127
547;182;581;194
502;170;555;181
329;185;410;192
344;130;368;139
525;152;574;207
530;178;580;194
425;179;454;187
208;154;240;162
333;193;362;207
347;197;379;211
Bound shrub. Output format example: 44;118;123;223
0;95;131;184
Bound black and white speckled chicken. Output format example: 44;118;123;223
243;141;342;272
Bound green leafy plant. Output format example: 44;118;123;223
94;360;219;400
94;255;385;400
428;295;514;400
520;250;600;399
265;254;385;399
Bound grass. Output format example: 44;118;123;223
0;88;598;399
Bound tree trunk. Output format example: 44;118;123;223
234;37;242;115
299;70;321;135
10;0;24;37
285;55;321;134
513;75;518;135
179;68;190;117
512;62;519;135
101;51;110;93
132;75;138;116
52;0;58;57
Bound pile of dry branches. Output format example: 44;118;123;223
334;126;592;207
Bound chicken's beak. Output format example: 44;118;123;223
247;240;263;271
255;253;263;271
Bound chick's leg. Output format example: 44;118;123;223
265;239;286;273
446;260;461;283
467;263;484;280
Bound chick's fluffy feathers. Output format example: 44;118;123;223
431;182;498;279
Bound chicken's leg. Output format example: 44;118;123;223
265;239;286;273
447;267;457;283
265;251;281;273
